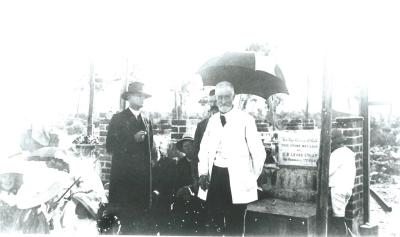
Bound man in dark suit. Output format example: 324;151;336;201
192;90;218;233
193;89;218;166
106;81;155;235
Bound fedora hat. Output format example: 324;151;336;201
121;81;152;100
176;134;194;152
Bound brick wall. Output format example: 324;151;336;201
97;118;201;185
286;119;303;130
171;119;187;140
98;119;112;185
256;120;269;132
303;119;315;130
335;117;364;234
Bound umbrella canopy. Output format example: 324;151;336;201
197;52;289;100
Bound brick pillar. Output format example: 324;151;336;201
335;117;364;234
98;119;112;186
171;119;187;141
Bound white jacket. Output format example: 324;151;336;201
197;109;266;203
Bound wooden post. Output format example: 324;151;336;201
316;55;332;236
360;82;370;223
87;63;94;137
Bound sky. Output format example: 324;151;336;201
0;0;400;145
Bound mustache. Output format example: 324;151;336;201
219;103;231;107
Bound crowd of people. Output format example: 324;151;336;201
104;81;266;235
0;80;357;236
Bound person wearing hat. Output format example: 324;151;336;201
106;81;156;235
328;129;356;236
172;134;205;235
174;134;196;198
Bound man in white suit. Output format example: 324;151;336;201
197;81;266;236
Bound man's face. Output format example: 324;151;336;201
127;94;145;109
216;86;234;113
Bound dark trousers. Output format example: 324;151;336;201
206;165;246;236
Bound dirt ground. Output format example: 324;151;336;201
370;178;400;236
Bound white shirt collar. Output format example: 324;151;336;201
128;107;141;117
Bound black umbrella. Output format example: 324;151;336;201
197;52;289;100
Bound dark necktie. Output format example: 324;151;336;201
220;115;226;127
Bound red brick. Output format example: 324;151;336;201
172;119;186;126
356;176;363;185
171;127;178;132
347;145;362;152
343;129;361;137
355;184;363;193
356;168;363;176
344;136;363;145
355;153;363;160
160;119;170;124
356;160;362;169
104;173;110;180
179;127;187;133
99;124;108;131
335;117;363;128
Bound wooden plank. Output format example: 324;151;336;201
370;187;392;212
247;198;316;218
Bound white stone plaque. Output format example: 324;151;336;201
278;130;320;167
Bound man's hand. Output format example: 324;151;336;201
134;130;147;142
198;175;209;191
